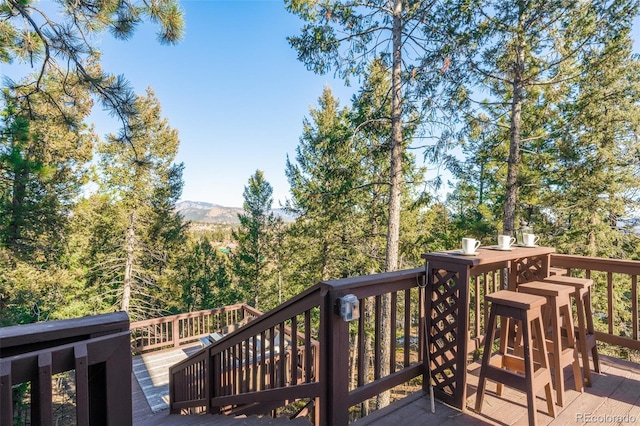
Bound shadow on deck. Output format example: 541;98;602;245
132;344;203;413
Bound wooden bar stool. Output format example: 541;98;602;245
543;275;600;386
475;290;555;426
549;267;568;276
517;281;584;407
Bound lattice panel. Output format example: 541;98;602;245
513;255;545;284
428;269;460;398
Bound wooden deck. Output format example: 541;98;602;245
132;352;640;425
355;354;640;425
132;344;204;412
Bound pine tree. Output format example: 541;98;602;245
232;170;282;310
2;0;184;146
440;0;640;235
174;235;236;312
286;87;362;280
90;88;185;318
0;71;94;262
286;0;443;274
541;20;640;257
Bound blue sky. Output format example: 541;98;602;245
1;0;356;208
94;0;357;208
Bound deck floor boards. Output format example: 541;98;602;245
132;344;205;413
132;353;640;425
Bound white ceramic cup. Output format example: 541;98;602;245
462;238;481;254
522;233;540;247
497;235;516;249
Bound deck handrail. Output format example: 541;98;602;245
319;267;426;425
550;253;640;350
130;304;262;354
3;254;638;425
0;312;132;426
169;267;427;425
169;283;323;418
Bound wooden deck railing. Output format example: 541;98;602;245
550;254;640;351
169;267;427;425
0;312;132;426
130;304;262;354
319;268;426;425
169;284;322;418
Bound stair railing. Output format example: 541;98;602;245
169;284;322;418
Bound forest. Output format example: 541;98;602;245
2;0;640;327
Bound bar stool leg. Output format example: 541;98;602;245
561;302;584;393
543;275;600;383
531;312;556;420
548;297;565;406
584;290;601;373
475;306;498;412
574;290;592;386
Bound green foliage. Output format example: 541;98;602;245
1;0;184;147
232;170;283;310
2;0;640;349
171;236;238;312
0;249;90;326
88;89;186;319
0;74;94;263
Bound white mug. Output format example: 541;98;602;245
462;238;481;254
497;235;516;249
522;233;539;247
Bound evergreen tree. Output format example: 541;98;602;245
174;235;236;312
286;87;363;281
541;20;640;257
0;71;94;262
90;88;185;318
232;170;282;310
286;0;443;273
440;0;640;235
2;0;184;147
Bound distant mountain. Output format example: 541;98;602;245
176;201;295;225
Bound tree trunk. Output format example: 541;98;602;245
7;166;28;252
503;17;526;235
386;0;404;274
378;0;404;409
121;211;136;312
588;214;597;256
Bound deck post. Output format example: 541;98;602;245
173;318;180;348
104;332;132;425
0;360;12;426
319;282;350;425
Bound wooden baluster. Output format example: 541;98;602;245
74;344;90;425
0;360;13;426
390;292;397;374
633;275;638;341
33;352;53;426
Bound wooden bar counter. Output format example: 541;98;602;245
421;245;555;410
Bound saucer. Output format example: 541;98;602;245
489;246;513;251
515;244;538;248
451;250;480;256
